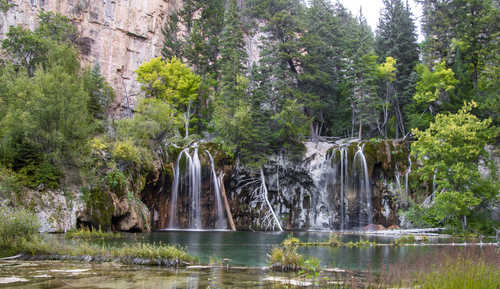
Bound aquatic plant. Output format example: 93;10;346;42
378;246;500;289
269;235;304;272
65;227;121;240
298;234;376;248
13;238;195;266
392;234;429;246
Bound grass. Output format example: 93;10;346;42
65;227;121;240
11;237;196;265
269;235;322;273
298;234;376;248
379;246;500;289
0;206;194;265
269;235;305;272
415;258;500;289
0;206;40;257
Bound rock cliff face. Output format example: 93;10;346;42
0;0;182;116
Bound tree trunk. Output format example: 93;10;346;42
220;174;236;231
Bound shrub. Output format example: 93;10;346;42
112;140;140;163
18;161;62;189
105;168;127;195
0;207;40;255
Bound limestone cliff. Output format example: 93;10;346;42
0;0;182;116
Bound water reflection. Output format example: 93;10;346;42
102;231;464;270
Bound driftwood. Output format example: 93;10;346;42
220;174;236;231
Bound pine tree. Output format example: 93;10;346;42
219;0;248;111
417;0;500;129
376;0;419;138
299;0;353;138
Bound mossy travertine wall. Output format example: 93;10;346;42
0;0;182;116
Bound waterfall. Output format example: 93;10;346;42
395;164;403;199
168;147;228;230
404;155;412;206
339;147;348;231
168;149;191;228
191;148;202;229
354;144;372;228
206;150;227;229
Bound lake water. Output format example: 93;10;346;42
1;231;496;288
102;231;464;270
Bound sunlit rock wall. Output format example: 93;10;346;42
0;0;182;117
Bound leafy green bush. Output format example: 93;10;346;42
410;102;497;233
112;140;140;163
0;0;13;12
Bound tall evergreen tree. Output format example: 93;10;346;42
219;0;248;110
376;0;419;138
419;0;500;123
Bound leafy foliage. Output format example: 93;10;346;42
414;62;458;104
136;57;201;137
0;12;112;191
410;102;497;231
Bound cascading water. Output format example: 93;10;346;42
168;147;228;230
353;144;372;228
191;148;202;229
339;146;349;231
404;155;412;206
206;150;227;229
168;149;191;228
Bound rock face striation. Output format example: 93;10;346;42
0;0;182;116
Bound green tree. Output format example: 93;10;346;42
1;12;77;75
299;0;358;138
136;57;201;137
376;0;419;138
407;61;459;130
352;54;381;138
377;56;397;136
419;0;500;125
82;64;114;126
414;62;458;105
218;0;248;110
411;102;497;231
0;12;113;189
161;0;225;132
